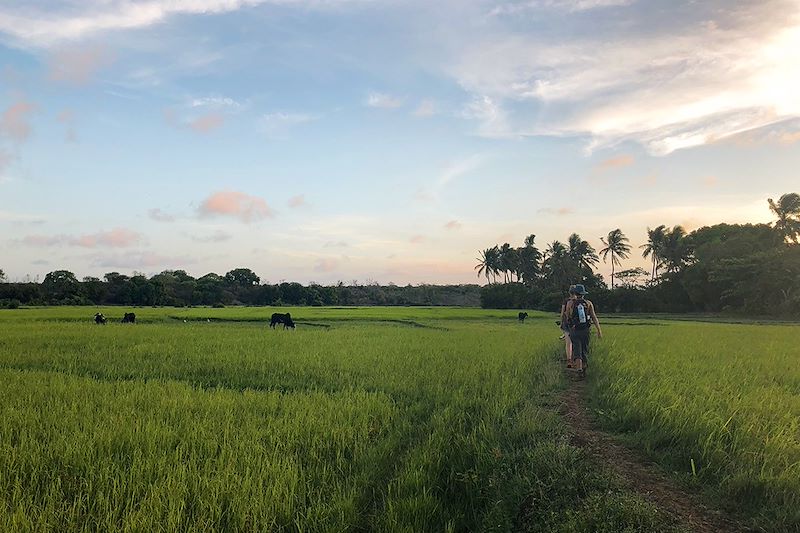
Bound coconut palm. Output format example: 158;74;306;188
498;243;513;282
661;225;691;273
567;233;599;271
600;229;632;288
640;225;667;281
475;247;499;284
768;192;800;244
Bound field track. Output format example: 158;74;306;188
561;374;743;533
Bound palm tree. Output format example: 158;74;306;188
567;233;599;271
640;225;666;281
600;229;632;288
768;192;800;244
475;247;495;284
544;240;567;261
518;234;542;284
498;243;513;283
661;226;691;273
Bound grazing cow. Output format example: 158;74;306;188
270;312;295;329
94;313;107;325
518;312;528;322
121;312;136;324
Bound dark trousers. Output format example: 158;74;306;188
569;328;590;365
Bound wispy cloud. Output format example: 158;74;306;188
596;154;634;170
416;154;488;202
188;230;232;243
260;112;317;139
1;99;36;143
413;99;436;117
490;0;635;15
189;96;243;109
19;228;142;248
451;0;800;154
288;194;307;208
461;95;512;139
148;208;175;222
314;258;339;272
444;220;462;230
187;113;225;133
198;190;273;223
47;46;114;85
90;251;196;269
57;110;77;142
409;234;425;244
366;92;403;109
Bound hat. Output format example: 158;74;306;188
573;284;588;295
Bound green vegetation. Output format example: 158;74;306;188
590;322;800;531
0;307;677;532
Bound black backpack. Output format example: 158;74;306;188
570;298;591;330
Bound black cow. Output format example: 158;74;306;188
121;312;136;324
518;312;528;322
94;313;107;325
270;312;295;329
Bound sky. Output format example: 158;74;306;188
1;0;798;285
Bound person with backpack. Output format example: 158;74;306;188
564;284;602;376
559;285;576;367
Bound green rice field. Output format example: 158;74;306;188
0;306;797;531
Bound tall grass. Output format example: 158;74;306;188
590;322;800;530
0;307;679;531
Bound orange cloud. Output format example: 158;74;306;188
409;234;425;244
779;131;800;144
444;220;462;230
537;207;573;215
314;258;339;272
48;46;114;85
597;154;634;170
702;175;719;188
198;191;273;222
1;100;37;142
187;113;224;133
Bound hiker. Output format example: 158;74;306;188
559;285;576;367
564;284;602;376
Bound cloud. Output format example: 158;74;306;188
409;234;425;244
450;0;800;154
366;92;403;109
288;194;306;208
198;190;273;222
461;95;513;138
148;208;175;222
416;154;488;202
323;240;348;248
444;220;462;230
260;112;317;139
537;207;574;215
702;175;719;188
1;100;36;142
413;99;436;117
314;258;339;273
0;149;11;177
47;46;114;85
490;0;635;15
0;1;364;48
596;154;634;170
187;113;225;133
189;96;243;109
90;251;196;269
188;230;232;243
19;228;142;248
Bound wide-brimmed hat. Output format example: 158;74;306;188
573;284;588;295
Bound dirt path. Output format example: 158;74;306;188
561;373;746;533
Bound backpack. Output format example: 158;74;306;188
570;298;591;330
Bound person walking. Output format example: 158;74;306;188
560;285;576;367
564;284;602;376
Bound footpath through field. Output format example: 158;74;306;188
561;375;743;533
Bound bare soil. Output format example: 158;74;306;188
561;371;748;533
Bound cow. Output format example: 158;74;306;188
270;312;295;329
518;312;528;322
121;312;136;324
94;313;107;325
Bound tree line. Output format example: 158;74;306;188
0;268;480;308
476;193;800;316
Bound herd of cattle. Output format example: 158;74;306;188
93;311;296;329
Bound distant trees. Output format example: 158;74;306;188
0;269;5;282
474;192;799;316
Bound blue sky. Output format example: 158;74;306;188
1;0;798;284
